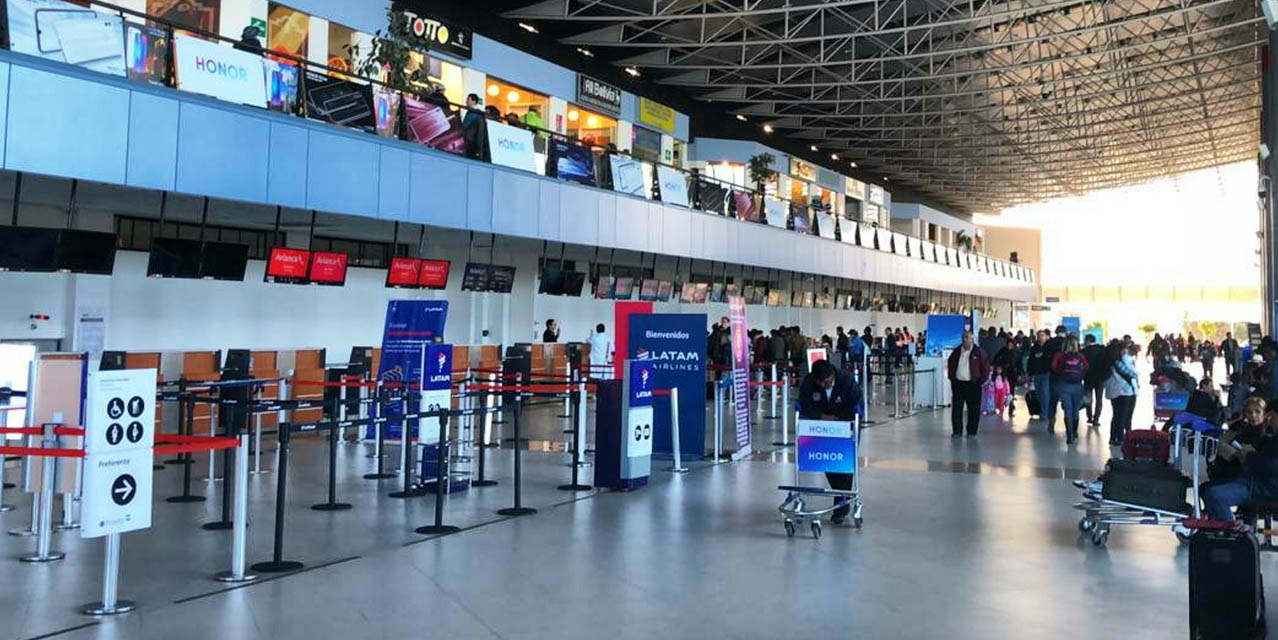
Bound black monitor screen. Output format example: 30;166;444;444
697;181;727;214
55;230;117;275
0;226;58;272
199;241;249;281
147;238;202;278
304;71;375;131
547;139;596;187
561;271;586;296
538;268;565;295
488;266;516;293
461;263;489;292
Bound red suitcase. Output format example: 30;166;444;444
1121;428;1170;463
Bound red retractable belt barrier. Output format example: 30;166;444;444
0;446;84;458
748;381;786;388
652;389;671;396
466;383;589;394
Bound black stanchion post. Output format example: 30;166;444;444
251;421;302;573
164;381;190;465
389;392;426;498
471;390;496;487
557;382;590;492
415;412;460;535
497;395;536;516
364;385;394;480
167;395;206;503
313;396;352;511
202;396;235;529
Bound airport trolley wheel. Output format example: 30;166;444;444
784;520;796;537
810;520;823;540
852;516;863;529
1091;526;1110;547
1078;517;1095;533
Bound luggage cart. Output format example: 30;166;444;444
778;416;863;539
1073;412;1219;547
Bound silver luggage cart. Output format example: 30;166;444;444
1073;413;1219;547
778;416;863;539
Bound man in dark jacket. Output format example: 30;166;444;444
1222;332;1240;378
1081;334;1109;427
461;93;485;160
798;359;863;523
1026;330;1054;424
947;331;991;438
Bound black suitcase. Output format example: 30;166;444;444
1100;459;1189;512
1026;389;1040;416
1189;530;1265;639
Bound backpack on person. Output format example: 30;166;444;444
1058;353;1087;384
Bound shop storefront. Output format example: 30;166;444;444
638;97;684;167
485;77;549;127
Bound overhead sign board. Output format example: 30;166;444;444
402;11;473;59
789;157;817;182
82;368;156;538
637;97;677;134
577;75;622;116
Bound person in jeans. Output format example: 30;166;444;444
947;331;990;438
1105;342;1140;445
1026;330;1054;425
1050;336;1089;444
1222;332;1240;378
1081;334;1109;427
1202;407;1278;522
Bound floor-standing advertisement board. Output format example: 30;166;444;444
728;296;752;460
374;300;449;439
629;314;706;458
82;369;156;538
419;344;453;445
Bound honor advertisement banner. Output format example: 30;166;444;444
486;120;538;173
656;166;690;208
373;300;449;439
728;297;752;459
629;314;706;458
796;419;857;475
173;33;267;108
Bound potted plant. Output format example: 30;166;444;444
345;9;432;92
747;153;777;194
955;230;973;252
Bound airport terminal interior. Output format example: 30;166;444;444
0;0;1274;638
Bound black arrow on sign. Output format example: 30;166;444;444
111;474;136;506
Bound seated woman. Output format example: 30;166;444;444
1201;398;1278;522
1207;397;1268;482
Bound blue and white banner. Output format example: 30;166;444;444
656;165;690;208
419;343;453;445
764;197;788;228
796;419;856;474
924;314;967;357
486;120;538;173
626;359;655;459
373;300;449;439
6;0;125;76
610;155;647;197
629;314;706;458
1062;316;1081;337
173;33;267;108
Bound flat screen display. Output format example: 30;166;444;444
732;190;758;222
612;277;634;300
53;229;117;275
693;283;709;304
708;283;725;303
609;155;646;197
0;226;59;272
147;237;202;278
594;276;615;300
263;58;300;114
403;96;466;154
386;257;421;288
308;251;348;286
697;181;726;215
417;259;450;289
374;87;402;138
125;22;169;86
487;265;515;293
7;0;125;76
561;271;585;296
265;247;310;283
638;278;659;301
461;263;489;292
679;282;696;304
547;139;596;187
791;204;811;234
304;71;375;131
199;241;248;281
538;268;564;295
656;280;673;302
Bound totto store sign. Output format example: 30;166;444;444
403;12;473;60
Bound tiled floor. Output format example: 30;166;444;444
0;381;1265;639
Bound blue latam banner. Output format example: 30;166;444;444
1062;316;1081;337
629;313;706;458
924;314;967;357
373;300;449;439
796;419;857;474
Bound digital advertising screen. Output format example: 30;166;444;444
486;120;537;173
612;277;635;300
732;190;758;222
263;58;300;114
692;283;709;304
638;278;660;301
304;71;375;130
125;22;169;86
461;263;489;292
538;267;564;295
791;204;811;234
656;166;690;208
763;197;788;228
308;251;348;286
0;226;58;272
678;282;696;304
696;181;726;215
386;257;421;288
609;155;647;197
547;139;596;187
403;96;466;154
561;271;586;296
54;229;116;275
373;87;401;138
417;259;450;289
656;280;674;302
147;237;202;279
265;247;310;283
487;265;516;293
594;276;616;300
6;0;125;76
199;241;249;281
708;283;725;303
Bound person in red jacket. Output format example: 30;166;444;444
947;331;991;438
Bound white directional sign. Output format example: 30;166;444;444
82;369;157;539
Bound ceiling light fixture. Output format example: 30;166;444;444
576;47;593;57
518;22;539;34
736;114;747;121
830;154;839;160
810;145;818;151
849;161;858;168
624;66;640;77
763;124;774;133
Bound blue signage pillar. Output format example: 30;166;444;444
629;314;707;459
373;300;449;439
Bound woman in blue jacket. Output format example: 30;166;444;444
1105;342;1140;445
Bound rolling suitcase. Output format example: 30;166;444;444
1026;389;1040;417
1189;529;1265;639
1100;458;1189;512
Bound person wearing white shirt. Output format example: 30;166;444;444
587;323;613;379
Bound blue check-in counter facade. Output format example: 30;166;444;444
0;49;1036;301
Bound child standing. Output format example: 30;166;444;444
993;366;1011;418
981;369;998;416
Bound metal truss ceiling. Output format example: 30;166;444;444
503;0;1263;212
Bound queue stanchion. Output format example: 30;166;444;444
773;372;792;447
415;412;460;535
214;431;256;583
471;390;497;487
389;392;426;499
769;364;779;419
204;399;219;482
364;382;394;480
163;380;187;465
202;400;238;530
167;395;206;503
313;395;352;511
668;387;688;473
496;395;535;516
557;380;592;492
250;417;302;573
20;423;64;562
713;381;722;461
558;365;573;419
9;430;36;536
80;533;133;615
